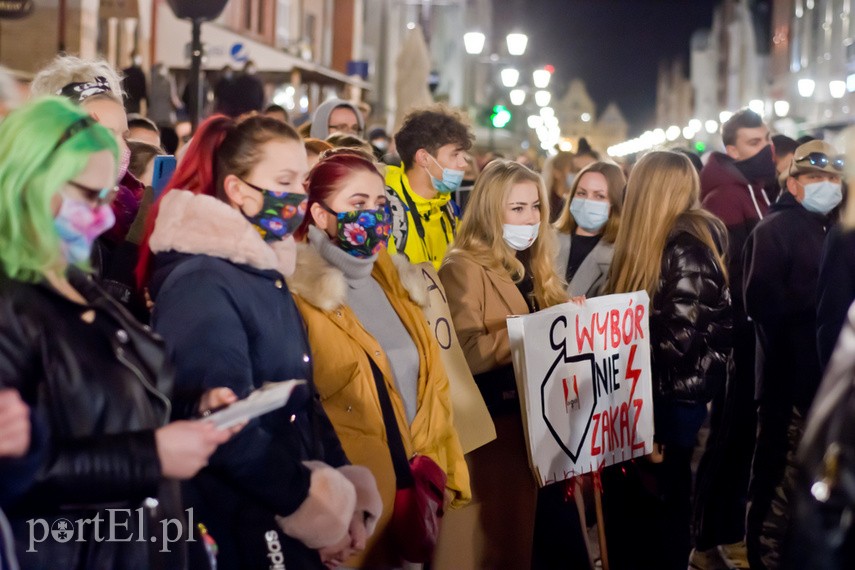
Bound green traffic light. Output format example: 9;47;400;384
694;141;706;153
490;105;512;128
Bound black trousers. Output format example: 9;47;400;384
532;479;592;569
601;445;694;570
694;322;757;549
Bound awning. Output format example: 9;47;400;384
156;10;370;89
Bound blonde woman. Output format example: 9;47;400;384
554;161;626;298
439;159;566;569
601;151;732;570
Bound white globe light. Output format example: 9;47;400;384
774;100;790;117
500;68;520;88
540;106;555;118
463;32;486;55
666;125;681;141
532;69;551;89
705;120;718;134
798;78;816;97
689;119;702;131
719;110;733;123
748;99;765;116
506;33;528;56
510;89;526;106
682;126;695;140
535;90;552;107
527;115;543;129
829;80;847;99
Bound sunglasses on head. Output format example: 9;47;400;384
67;180;119;206
794;152;845;172
53;116;97;152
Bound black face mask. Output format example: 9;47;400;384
734;144;776;187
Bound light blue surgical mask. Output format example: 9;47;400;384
801;180;842;215
426;154;465;194
569;198;610;232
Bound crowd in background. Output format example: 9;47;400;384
0;52;854;570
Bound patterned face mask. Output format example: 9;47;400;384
240;179;308;242
54;194;116;265
319;202;392;258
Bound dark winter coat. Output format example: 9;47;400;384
0;267;184;570
744;192;831;412
148;190;352;570
700;152;772;315
650;228;733;446
816;226;855;371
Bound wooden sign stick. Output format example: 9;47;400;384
594;484;610;570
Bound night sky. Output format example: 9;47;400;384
509;0;719;135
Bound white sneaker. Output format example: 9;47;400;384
717;541;750;569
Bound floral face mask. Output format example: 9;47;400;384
319;202;392;258
240;179;308;242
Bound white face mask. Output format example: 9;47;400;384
503;222;540;251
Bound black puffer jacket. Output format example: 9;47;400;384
651;229;733;405
0;267;186;570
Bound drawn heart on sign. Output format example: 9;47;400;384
540;352;597;463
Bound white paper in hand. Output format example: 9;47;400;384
202;380;306;429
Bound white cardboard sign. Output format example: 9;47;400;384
507;292;655;486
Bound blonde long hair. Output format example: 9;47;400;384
445;160;567;308
604;151;727;297
554;161;626;244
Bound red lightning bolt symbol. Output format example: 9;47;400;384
626;344;641;401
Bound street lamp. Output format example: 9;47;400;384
719;110;733;123
527;115;543;129
510;89;526;106
798;78;816;97
829;80;847;99
540;106;555;118
534;90;551;107
506;33;528;56
705;120;718;134
464;32;486;55
748;99;765;117
500;68;520;87
666;125;680;141
532;69;551;89
774;100;790;117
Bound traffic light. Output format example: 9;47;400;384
490;105;512;128
694;141;706;154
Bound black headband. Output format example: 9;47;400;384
57;76;112;103
52;116;97;152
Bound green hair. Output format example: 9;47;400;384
0;96;118;282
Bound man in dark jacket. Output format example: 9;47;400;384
743;139;843;569
692;109;776;568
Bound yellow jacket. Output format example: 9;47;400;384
385;165;458;270
287;244;470;567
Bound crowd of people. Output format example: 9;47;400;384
0;52;853;570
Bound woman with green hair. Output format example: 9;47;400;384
0;97;233;569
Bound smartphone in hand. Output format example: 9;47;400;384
152;155;177;198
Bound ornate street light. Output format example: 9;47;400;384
464;32;486;55
506;33;528;56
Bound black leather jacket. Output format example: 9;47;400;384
651;230;733;406
0;268;186;570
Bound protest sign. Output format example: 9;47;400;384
417;263;496;454
507;291;654;486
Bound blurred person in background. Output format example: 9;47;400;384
553;161;625;298
543;151;577;223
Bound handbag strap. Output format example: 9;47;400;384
367;355;414;489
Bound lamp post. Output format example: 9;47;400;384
166;0;229;131
506;32;528;56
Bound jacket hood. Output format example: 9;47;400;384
287;241;428;312
309;99;365;140
148;190;297;277
700;152;748;200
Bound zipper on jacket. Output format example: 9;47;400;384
115;346;172;421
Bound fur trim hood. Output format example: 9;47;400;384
149;190;297;277
287;242;428;312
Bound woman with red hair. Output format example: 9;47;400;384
289;151;470;567
137;115;381;570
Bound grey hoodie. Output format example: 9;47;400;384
309;98;364;139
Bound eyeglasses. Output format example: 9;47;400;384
794;152;845;172
66;180;119;206
53;116;97;152
328;123;361;136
